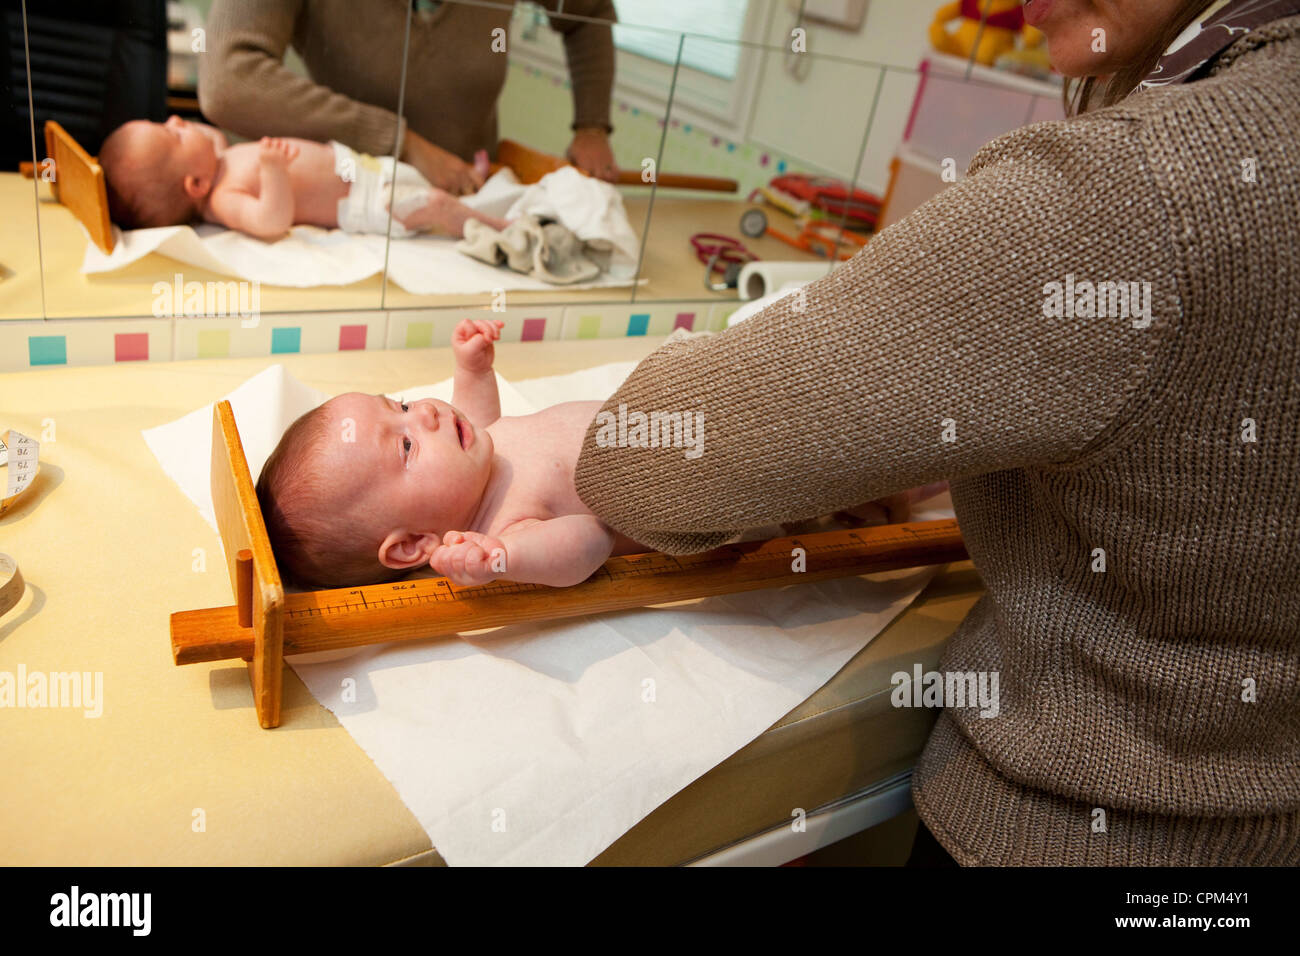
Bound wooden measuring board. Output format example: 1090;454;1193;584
172;519;967;666
172;401;967;728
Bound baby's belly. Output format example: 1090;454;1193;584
292;144;350;227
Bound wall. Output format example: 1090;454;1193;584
498;0;939;197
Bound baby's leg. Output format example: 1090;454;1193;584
390;187;509;238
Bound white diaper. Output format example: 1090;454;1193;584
330;140;433;238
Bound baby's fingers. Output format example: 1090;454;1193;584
472;319;501;341
428;545;452;577
461;544;490;576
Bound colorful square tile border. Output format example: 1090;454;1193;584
386;308;565;350
173;312;385;361
0;319;172;372
0;298;757;371
561;303;709;340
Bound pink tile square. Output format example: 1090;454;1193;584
674;312;695;331
114;332;149;362
338;324;367;351
521;317;547;341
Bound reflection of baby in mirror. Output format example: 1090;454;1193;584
256;319;651;591
98;116;507;240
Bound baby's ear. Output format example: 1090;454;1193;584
377;530;440;570
182;174;210;200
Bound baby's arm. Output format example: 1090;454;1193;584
451;319;504;426
431;516;616;588
207;138;298;240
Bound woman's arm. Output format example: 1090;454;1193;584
574;115;1183;554
541;0;617;178
198;0;404;157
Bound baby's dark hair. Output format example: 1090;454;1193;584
256;404;402;589
98;122;197;228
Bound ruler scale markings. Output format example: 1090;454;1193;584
172;519;967;665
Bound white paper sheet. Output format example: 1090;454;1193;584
85;168;639;295
144;363;953;866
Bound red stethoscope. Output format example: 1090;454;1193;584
690;232;758;292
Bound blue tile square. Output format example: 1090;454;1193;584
271;327;301;354
29;335;67;366
627;314;650;336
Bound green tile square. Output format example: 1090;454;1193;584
405;322;434;349
577;315;601;339
197;329;230;358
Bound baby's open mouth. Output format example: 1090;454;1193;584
456;417;469;450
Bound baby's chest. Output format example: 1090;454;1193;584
487;402;601;531
490;457;578;532
220;149;262;194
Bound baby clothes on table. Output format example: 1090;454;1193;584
457;215;614;284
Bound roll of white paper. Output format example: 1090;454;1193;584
736;259;836;300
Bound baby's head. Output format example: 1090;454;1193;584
255;392;494;588
99;116;225;228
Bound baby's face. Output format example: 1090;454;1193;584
118;116;223;188
317;392;494;550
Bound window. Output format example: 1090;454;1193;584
509;0;767;135
611;0;748;80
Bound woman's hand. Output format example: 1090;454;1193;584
401;129;484;196
452;319;504;373
566;127;617;182
430;531;508;587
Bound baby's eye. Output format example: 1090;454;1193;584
400;402;409;412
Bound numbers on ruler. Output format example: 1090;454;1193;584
281;526;949;622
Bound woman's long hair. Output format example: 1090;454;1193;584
1064;0;1219;114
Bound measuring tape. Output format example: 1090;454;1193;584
1;430;39;515
0;429;38;617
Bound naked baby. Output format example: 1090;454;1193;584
98;116;506;239
256;319;651;589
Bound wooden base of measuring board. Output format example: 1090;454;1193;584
496;138;738;192
177;402;967;728
172;520;968;716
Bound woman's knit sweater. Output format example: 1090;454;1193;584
198;0;615;162
574;19;1300;865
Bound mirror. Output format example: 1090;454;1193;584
384;0;648;351
0;0;43;333
28;0;400;350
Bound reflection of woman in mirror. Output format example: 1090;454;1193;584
198;0;618;196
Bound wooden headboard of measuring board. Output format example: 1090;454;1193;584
19;120;115;255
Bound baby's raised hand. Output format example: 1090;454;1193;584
258;137;299;167
430;530;508;587
451;319;504;373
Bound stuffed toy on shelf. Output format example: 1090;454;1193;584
929;0;1046;69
